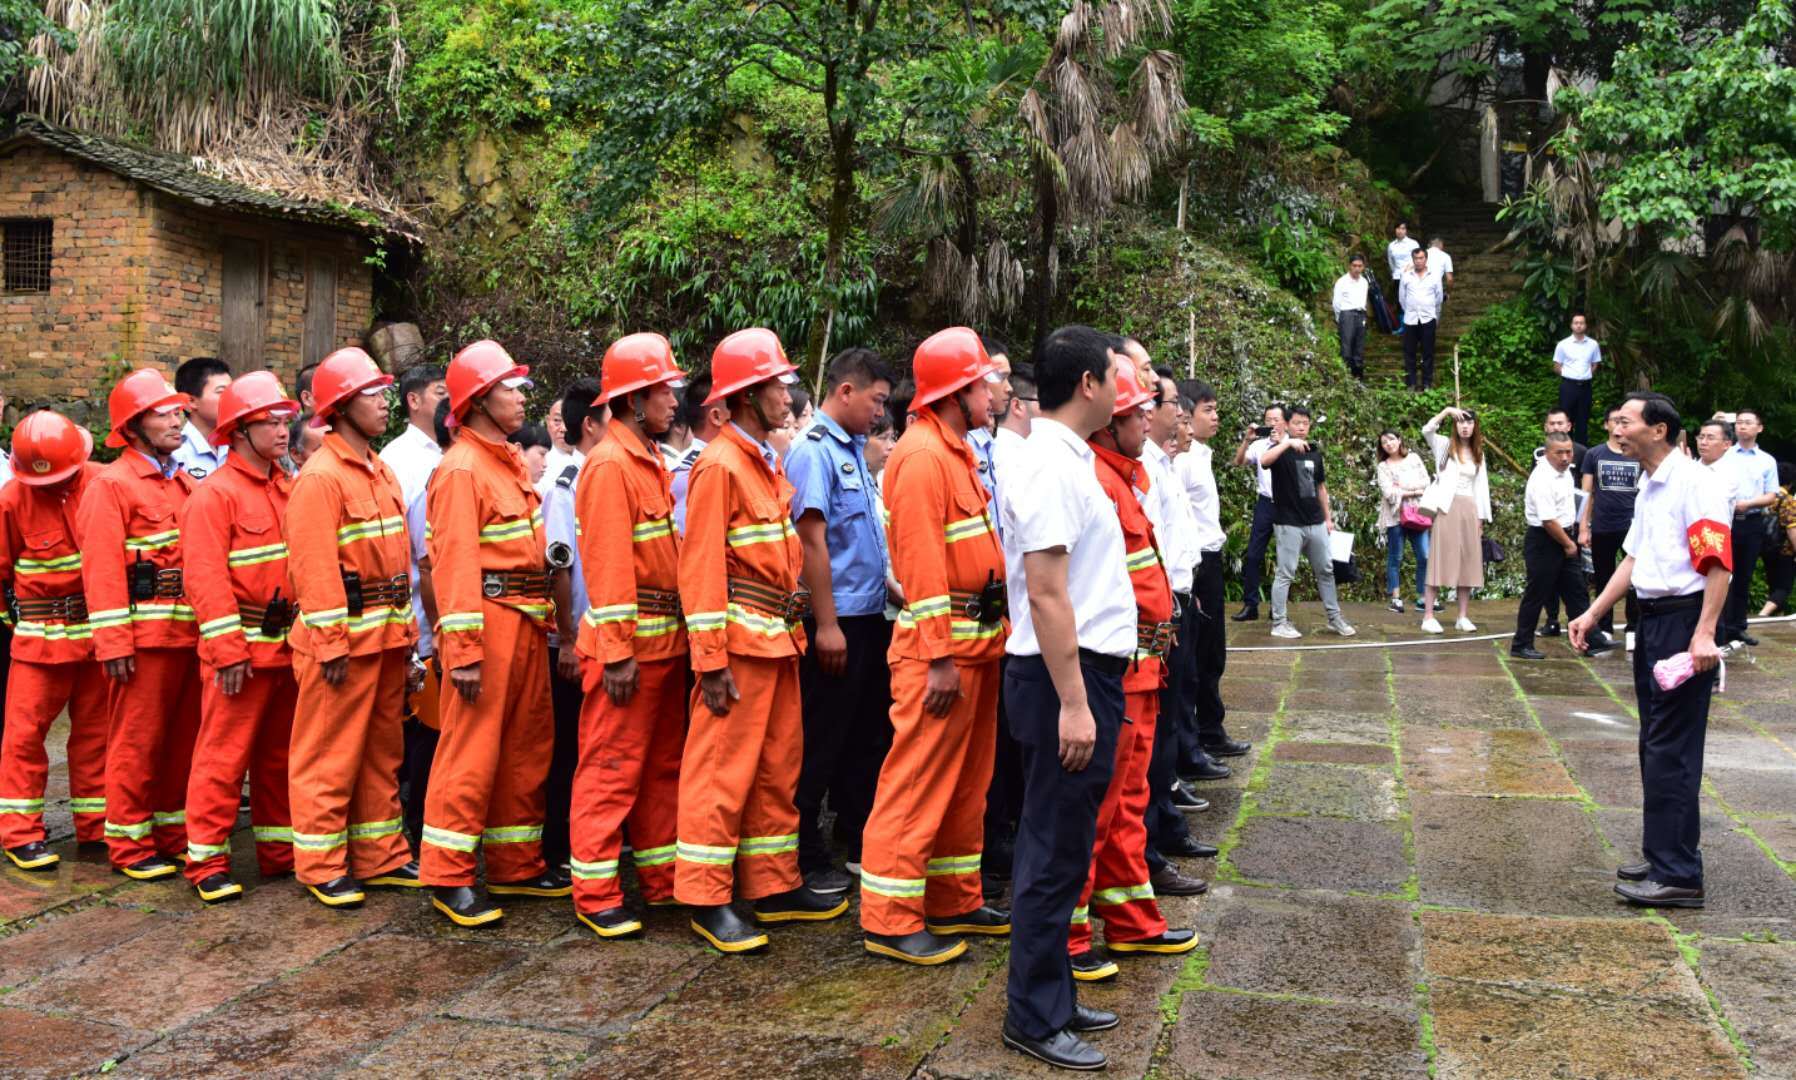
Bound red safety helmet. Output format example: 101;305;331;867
10;410;92;487
1111;359;1156;416
104;368;190;449
703;328;798;405
448;339;530;420
213;371;300;446
911;327;999;409
600;332;686;404
310;347;393;426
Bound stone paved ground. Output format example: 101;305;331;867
3;603;1794;1079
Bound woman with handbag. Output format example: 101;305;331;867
1375;430;1432;613
1418;407;1491;633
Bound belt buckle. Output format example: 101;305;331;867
481;574;504;600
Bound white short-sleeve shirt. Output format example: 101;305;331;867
1176;441;1226;554
1246;437;1275;499
999;418;1135;658
1523;459;1577;528
1142;438;1198;593
1554;336;1602;381
1624;451;1734;598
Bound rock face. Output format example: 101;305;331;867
369;321;426;372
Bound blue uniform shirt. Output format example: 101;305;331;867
784;411;888;617
171;420;227;480
967;425;1001;540
541;460;587;647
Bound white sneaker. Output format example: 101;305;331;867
1420;618;1444;634
1270;622;1303;639
1625;631;1636;652
1328;619;1357;637
1455;617;1477;632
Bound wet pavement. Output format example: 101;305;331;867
2;603;1793;1078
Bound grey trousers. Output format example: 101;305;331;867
1272;522;1342;624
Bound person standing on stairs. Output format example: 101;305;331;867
1399;247;1443;391
1426;237;1454;299
1553;314;1602;445
1386;221;1419;283
1332;254;1370;380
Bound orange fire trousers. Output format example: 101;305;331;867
420;605;552;887
859;657;999;936
0;659;108;847
103;648;201;867
1069;689;1166;954
570;655;686;912
289;648;412;884
183;665;296;884
673;654;804;906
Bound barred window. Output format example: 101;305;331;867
3;219;54;293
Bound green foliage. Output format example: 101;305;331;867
1;0;71;84
1256;204;1340;296
102;0;348;113
401;0;604;135
1175;0;1350;152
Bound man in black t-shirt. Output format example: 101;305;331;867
1579;405;1642;642
1259;407;1353;638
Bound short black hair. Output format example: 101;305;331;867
398;364;446;413
787;386;811;422
1626;391;1680;443
1035;325;1114;411
1778;461;1795;488
1152;363;1175;383
432;398;455;448
1288;405;1313;421
681;374;714;430
509;422;551;452
890;379;916;437
1545;407;1569;421
1700;418;1735;443
980;334;1012;361
1009;363;1037;401
1264;402;1288;422
296;363;320;401
1544;430;1573;446
175;356;230;398
288;412;311;445
1349;253;1366;265
1394;220;1408;229
1736;407;1763;424
870;410;894;438
560;377;604;443
1184;379;1217;406
823;347;894;392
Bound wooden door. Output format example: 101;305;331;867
220;236;264;367
304;254;338;366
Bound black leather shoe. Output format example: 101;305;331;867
1070;950;1119;982
576;905;644;939
1180;758;1232;782
1230;604;1260;623
1539;623;1562;638
1615;880;1704;908
1150;864;1209;896
1740;633;1761;647
1109;927;1199;954
690;902;769;953
1201;737;1252;758
489;870;573;897
1001;1021;1107;1071
1585;634;1619;656
363;860;423;889
307;875;366;908
5;840;59;871
865;929;967;965
1616;861;1650;882
1069;1004;1119;1033
1510;647;1546;660
927;904;1011;936
1158;835;1219;859
753;884;849;923
1170;783;1210;812
431;885;503;926
804;866;852;894
118;855;179;881
194;872;243;904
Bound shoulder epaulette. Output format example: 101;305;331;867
555;464;579;489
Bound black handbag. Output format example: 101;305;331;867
1481;536;1507;565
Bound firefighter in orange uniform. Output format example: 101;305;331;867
1068;361;1199;981
860;327;1014;964
77;369;201;879
421;340;567;928
569;333;688;938
180;372;301;903
0;411;106;870
286;348;421;909
676;327;848;952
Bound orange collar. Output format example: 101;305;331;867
1090;441;1150;493
915;406;978;469
606;418;666;473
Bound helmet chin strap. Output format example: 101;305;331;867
954;387;977;431
750;387;780;434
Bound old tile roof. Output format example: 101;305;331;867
0;114;402;239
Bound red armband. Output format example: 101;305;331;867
1686;518;1733;574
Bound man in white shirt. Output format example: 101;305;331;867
1398;247;1443;391
1571;392;1732;909
1512;433;1601;658
670;372;727;534
1426;237;1454;291
996;324;1128;1072
170;356;232;480
536;396;586;498
1553;314;1602;444
1695;419;1739;507
1332;254;1371;380
1720;407;1777;646
1230;403;1288;621
992;362;1036;472
1386;221;1419;282
983;359;1037;884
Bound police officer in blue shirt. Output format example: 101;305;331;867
170;356;232;480
785;347;897;893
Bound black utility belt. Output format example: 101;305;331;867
1136;620;1177;659
636;587;681;617
342;571;409;615
1078;648;1130;677
128;562;183;601
727;576;811;622
241;598;295;636
17;593;88;621
949;577;1008;625
1638;593;1704;616
482;569;550;601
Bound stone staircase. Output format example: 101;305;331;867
1362;199;1522;386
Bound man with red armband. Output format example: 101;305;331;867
1067;356;1199;982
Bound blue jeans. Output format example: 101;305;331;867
1386;524;1429;597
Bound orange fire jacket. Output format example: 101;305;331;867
575;418;688;666
77;451;198;661
0;461;102;663
1092;442;1173;693
181;451;294;670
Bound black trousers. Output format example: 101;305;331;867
795;613;894;873
1720;514;1766;643
543;646;584;868
1513;527;1589;650
984;655;1024;877
1768;546;1796;611
1403;320;1438;389
1632;596;1714;888
1590;529;1638;636
1239;496;1275;606
1004;652;1123;1041
1190;552;1229;749
401;715;438;854
1558;377;1594;445
1145;593;1198;860
1338;310;1367;377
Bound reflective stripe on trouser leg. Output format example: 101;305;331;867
674;654;804;906
103;648;200;868
859;657;999;936
65;660;111;844
421;604;551;887
572;656;687;913
0;659;70;847
1068;707;1139;957
290;649;411;885
1084;691;1168;945
248;670;297;878
185;665;299;884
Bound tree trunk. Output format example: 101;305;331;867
810;67;858;385
1030;163;1058;354
953;151;979;258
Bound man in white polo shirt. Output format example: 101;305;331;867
1511;432;1600;659
1553;314;1602;444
